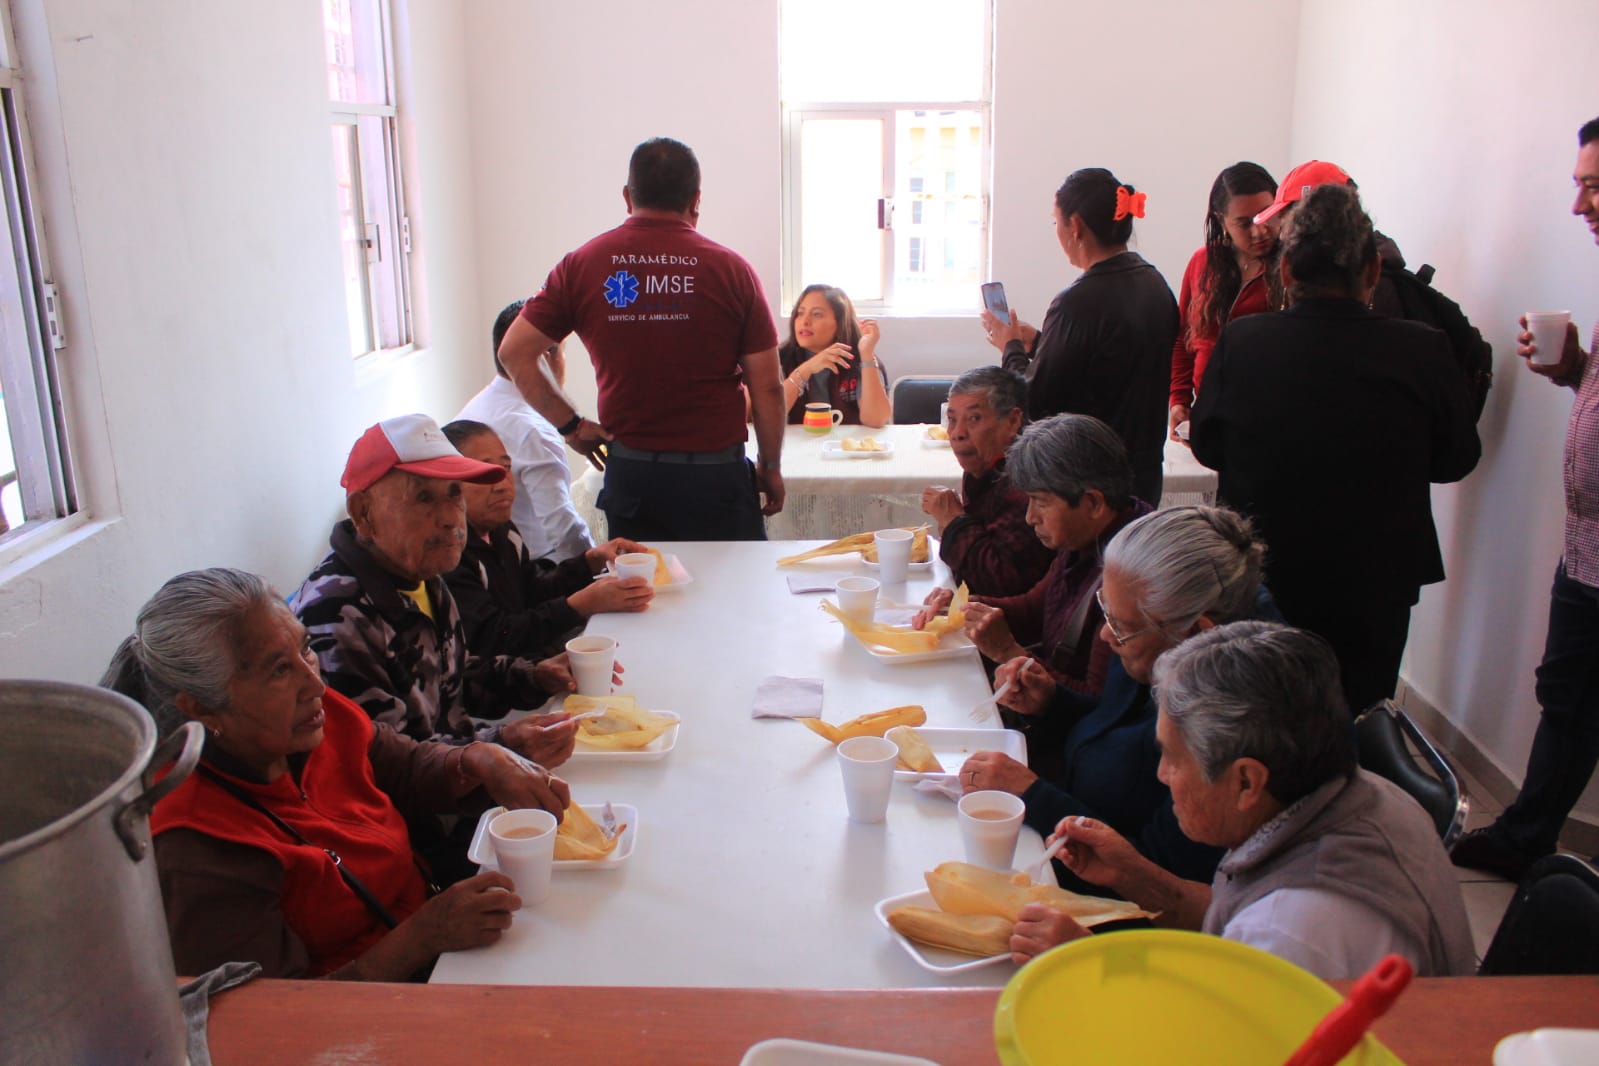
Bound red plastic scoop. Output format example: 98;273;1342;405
1281;953;1413;1066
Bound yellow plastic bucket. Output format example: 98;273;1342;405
993;930;1404;1065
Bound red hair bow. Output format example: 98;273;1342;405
1114;186;1146;221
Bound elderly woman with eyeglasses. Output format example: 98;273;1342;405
103;568;572;981
959;506;1274;886
1007;622;1475;980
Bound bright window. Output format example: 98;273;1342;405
324;0;412;357
0;15;73;540
781;0;992;313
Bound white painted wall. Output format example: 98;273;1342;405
0;0;484;681
463;0;1303;408
1290;0;1599;818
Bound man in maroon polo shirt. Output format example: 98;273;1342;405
496;137;786;541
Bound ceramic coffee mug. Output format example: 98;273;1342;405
803;403;844;435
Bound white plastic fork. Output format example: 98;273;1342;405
969;678;1014;723
1028;837;1068;885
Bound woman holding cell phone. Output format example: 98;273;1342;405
981;168;1178;506
778;284;891;427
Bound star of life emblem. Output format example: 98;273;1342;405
604;270;640;308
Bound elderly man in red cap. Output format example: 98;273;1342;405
296;414;595;881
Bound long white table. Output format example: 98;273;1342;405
432;540;1036;989
572;425;1218;540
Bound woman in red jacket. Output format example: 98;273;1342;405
102;568;571;980
1167;163;1278;442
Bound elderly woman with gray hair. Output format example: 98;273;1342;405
102;568;571;980
931;413;1150;701
1009;622;1475;980
959;505;1271;887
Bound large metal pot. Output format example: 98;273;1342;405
0;680;203;1065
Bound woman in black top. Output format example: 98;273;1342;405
1190;184;1480;713
778;284;890;427
982;168;1178;504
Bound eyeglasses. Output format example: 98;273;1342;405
1095;587;1159;647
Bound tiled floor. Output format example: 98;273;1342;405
1451;757;1517;965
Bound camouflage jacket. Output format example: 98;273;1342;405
294;520;550;746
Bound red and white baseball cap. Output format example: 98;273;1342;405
1252;160;1354;225
340;413;508;493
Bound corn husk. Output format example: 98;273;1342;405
819;582;968;655
886;725;943;772
887;906;1011;958
568;695;678;751
643;546;672;586
799;705;925;744
919;583;970;638
819;600;940;654
775;527;931;567
924;862;1154;927
555;803;625;861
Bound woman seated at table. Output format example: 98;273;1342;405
1167;162;1278;441
915;413;1149;699
1008;622;1476;980
102;568;572;980
959;506;1271;887
778;284;890;427
981;167;1178;504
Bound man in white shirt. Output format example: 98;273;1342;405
456;301;596;563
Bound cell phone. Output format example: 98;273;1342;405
980;281;1009;319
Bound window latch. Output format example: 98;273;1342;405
363;223;382;264
42;283;65;350
877;198;894;231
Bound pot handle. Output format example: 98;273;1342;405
115;721;205;862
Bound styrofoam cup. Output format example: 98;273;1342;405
565;634;616;696
958;790;1025;871
615;552;656;584
834;576;880;623
838;735;897;824
488;807;557;907
873;529;913;584
1527;310;1571;367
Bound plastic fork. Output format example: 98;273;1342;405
1027;837;1069;885
970;678;1014;723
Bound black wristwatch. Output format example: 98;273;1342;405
556;413;584;437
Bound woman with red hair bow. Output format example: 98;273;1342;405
983;167;1178;506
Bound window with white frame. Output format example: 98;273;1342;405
780;0;991;313
324;0;412;358
0;9;73;540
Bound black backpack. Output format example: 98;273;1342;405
1376;262;1494;421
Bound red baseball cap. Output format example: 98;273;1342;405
1253;160;1353;225
341;413;508;494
